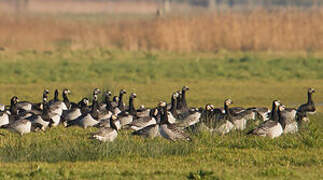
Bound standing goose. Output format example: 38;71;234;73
118;89;127;111
297;88;316;122
176;86;190;116
91;114;119;142
159;101;192;142
248;100;284;139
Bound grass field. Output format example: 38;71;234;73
0;49;322;179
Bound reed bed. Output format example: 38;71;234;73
0;8;323;51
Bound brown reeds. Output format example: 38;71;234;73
0;8;323;52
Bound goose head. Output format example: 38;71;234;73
139;105;145;110
308;88;315;94
130;93;137;99
120;89;127;95
80;97;89;107
273;100;280;107
172;92;179;99
63;88;71;95
11;96;19;104
104;90;112;97
93;88;101;95
278;105;286;112
182;86;190;91
43;89;49;96
158;101;167;108
205;104;214;111
225;99;233;106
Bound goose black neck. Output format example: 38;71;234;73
170;96;177;115
277;108;285;128
63;93;70;109
307;92;313;104
128;97;136;115
10;100;18;116
176;95;182;110
118;93;124;110
91;98;99;119
105;96;113;111
110;119;118;131
270;102;278;120
160;106;169;124
181;90;187;108
54;90;59;101
224;103;232;119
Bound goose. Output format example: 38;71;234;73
168;92;179;123
136;105;151;118
99;90;113;112
118;89;127;111
297;88;316;122
246;107;271;121
48;89;59;105
175;108;201;129
127;108;158;131
127;93;137;116
248;101;284;139
49;89;71;112
62;98;89;122
95;113;122;130
78;94;100;128
16;89;49;112
158;101;192;142
0;104;5;111
0;110;10;127
223;99;252;131
175;86;190;116
278;105;300;134
207;99;235;135
26;97;52;130
91;114;119;142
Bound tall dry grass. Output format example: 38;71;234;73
0;8;323;51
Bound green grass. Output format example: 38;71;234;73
0;49;322;179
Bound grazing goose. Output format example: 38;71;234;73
297;88;316;122
118;89;127;111
159;101;192;142
91;115;119;142
127;108;158;131
248;101;284;139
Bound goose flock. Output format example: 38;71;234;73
0;86;316;142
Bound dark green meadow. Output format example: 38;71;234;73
0;49;322;179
